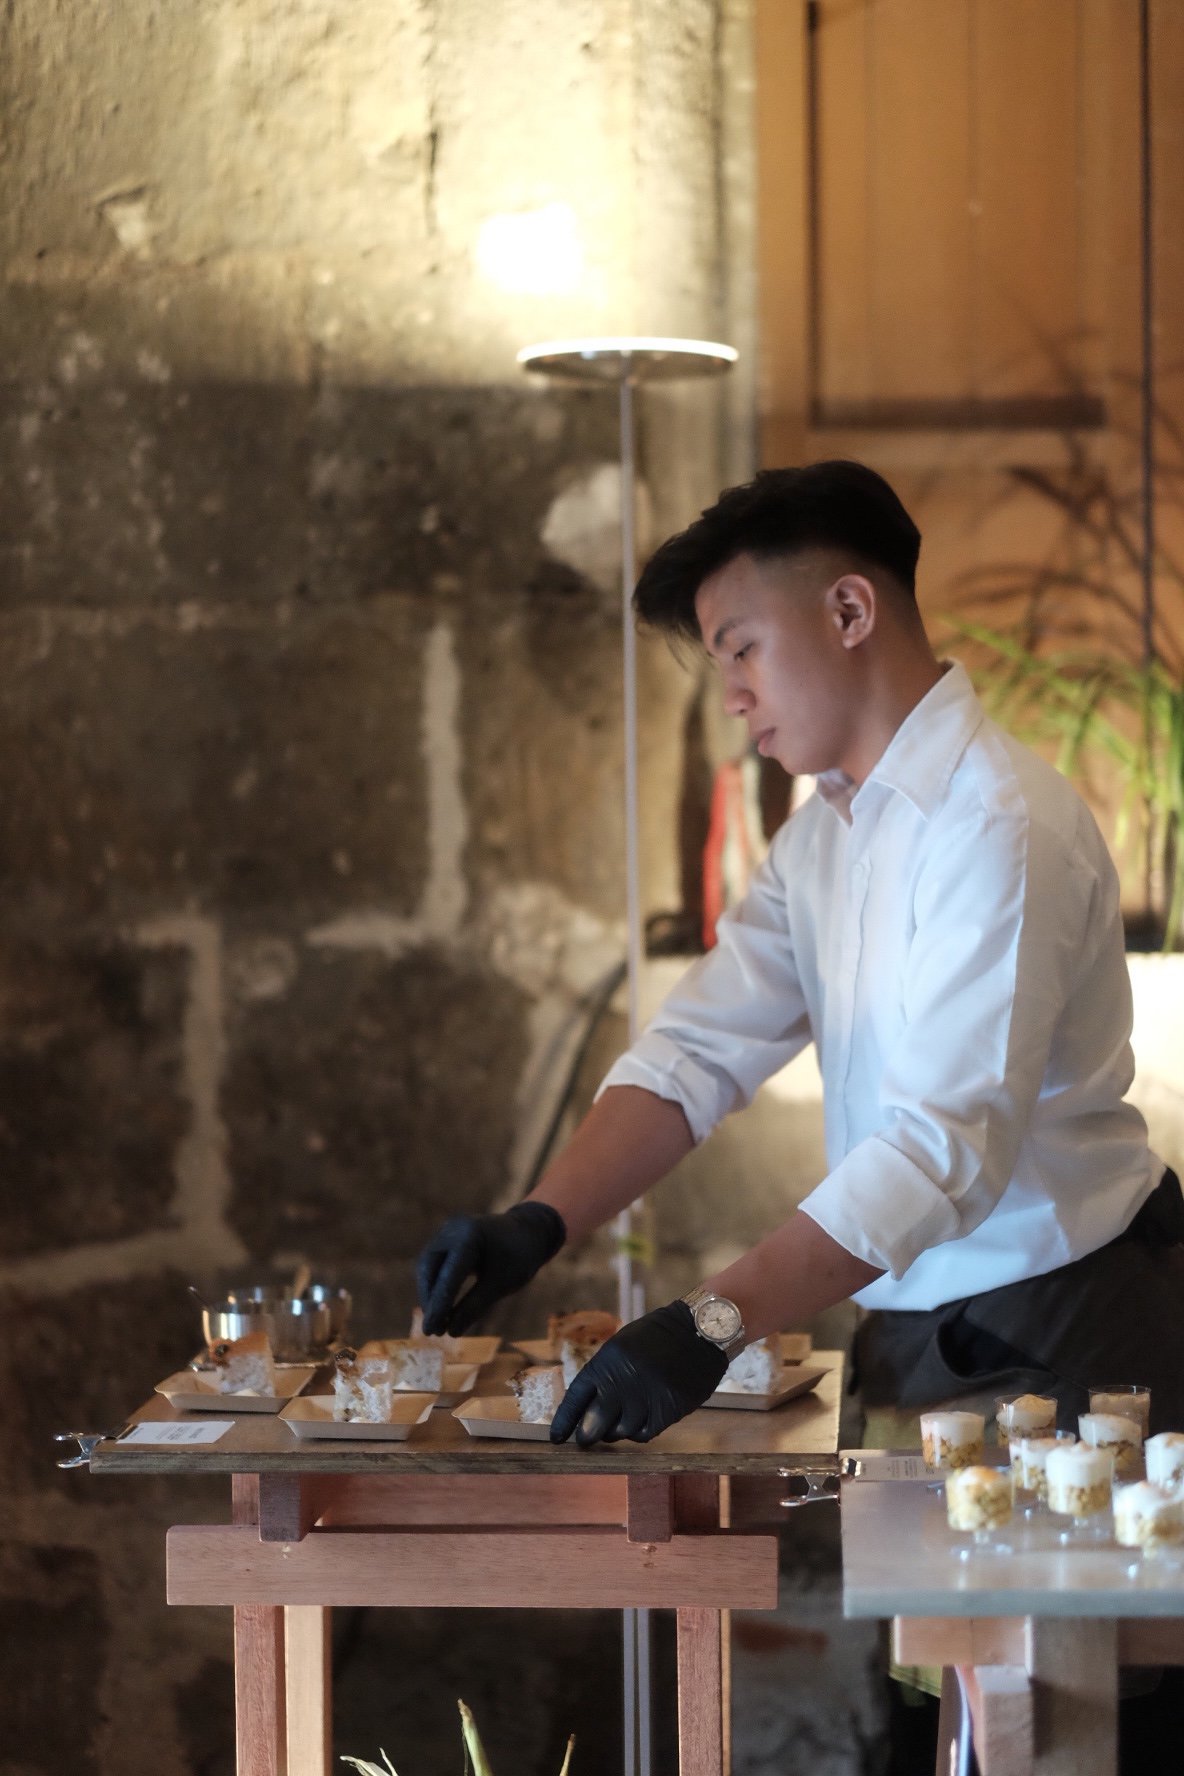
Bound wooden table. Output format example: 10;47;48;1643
841;1467;1184;1775
90;1352;843;1776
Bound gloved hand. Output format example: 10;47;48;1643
416;1200;566;1336
550;1300;728;1447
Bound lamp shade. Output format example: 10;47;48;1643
518;335;737;383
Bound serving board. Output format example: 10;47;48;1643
281;1395;436;1441
92;1349;845;1473
156;1368;316;1414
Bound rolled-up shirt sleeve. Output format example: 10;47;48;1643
799;800;1098;1279
596;843;814;1144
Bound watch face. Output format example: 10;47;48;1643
696;1297;742;1344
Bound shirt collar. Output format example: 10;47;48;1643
814;662;984;828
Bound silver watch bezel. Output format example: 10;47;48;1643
682;1285;746;1361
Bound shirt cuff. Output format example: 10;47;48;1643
798;1136;964;1279
596;1031;741;1145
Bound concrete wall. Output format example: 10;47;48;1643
0;4;756;1771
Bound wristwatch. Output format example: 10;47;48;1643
682;1285;746;1362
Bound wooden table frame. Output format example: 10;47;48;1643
167;1469;784;1776
95;1351;845;1775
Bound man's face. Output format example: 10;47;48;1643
695;550;866;778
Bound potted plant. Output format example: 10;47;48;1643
342;1699;576;1776
944;446;1184;1173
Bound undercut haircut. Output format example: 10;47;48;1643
633;460;922;645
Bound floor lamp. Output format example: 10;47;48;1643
518;336;738;1776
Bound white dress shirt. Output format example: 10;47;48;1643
600;663;1162;1312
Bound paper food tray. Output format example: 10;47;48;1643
367;1336;501;1368
705;1365;827;1412
280;1394;437;1440
509;1338;557;1364
428;1363;479;1408
156;1367;316;1413
453;1394;557;1443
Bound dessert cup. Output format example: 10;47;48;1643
1079;1411;1143;1479
1089;1384;1151;1441
946;1465;1013;1557
1146;1432;1184;1489
1046;1442;1114;1542
921;1409;985;1473
1113;1479;1184;1571
1011;1430;1077;1513
996;1392;1057;1449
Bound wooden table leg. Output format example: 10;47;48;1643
235;1603;288;1776
674;1474;730;1776
231;1475;287;1776
286;1605;331;1776
1026;1619;1117;1776
677;1608;726;1776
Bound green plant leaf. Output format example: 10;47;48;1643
944;615;1184;947
458;1700;494;1776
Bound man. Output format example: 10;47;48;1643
418;460;1183;1450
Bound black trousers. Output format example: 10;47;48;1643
855;1169;1184;1431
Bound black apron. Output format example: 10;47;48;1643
854;1168;1184;1431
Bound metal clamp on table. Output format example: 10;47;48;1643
777;1466;841;1507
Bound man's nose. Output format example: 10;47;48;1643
721;676;753;717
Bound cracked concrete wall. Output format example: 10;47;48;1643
0;3;758;1773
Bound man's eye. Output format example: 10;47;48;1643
734;643;753;662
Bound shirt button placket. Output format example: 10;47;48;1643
835;851;871;1152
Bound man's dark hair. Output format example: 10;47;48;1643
633;460;922;644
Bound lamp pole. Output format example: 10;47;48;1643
519;336;737;1776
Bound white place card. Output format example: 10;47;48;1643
118;1419;234;1446
841;1450;931;1481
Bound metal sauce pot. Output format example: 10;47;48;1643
299;1284;352;1344
200;1289;336;1361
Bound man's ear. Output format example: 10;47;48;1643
826;574;876;649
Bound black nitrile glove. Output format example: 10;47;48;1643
416;1200;566;1336
550;1300;728;1448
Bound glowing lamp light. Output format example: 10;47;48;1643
476;202;584;296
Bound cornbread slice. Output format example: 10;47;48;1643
548;1311;620;1388
510;1366;561;1425
206;1330;277;1395
332;1350;393;1422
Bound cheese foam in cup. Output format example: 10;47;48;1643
995;1393;1056;1448
1114;1480;1184;1555
1046;1442;1113;1518
1089;1384;1150;1439
1145;1432;1184;1489
920;1410;985;1472
1079;1411;1143;1478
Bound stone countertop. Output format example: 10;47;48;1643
842;1473;1184;1618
